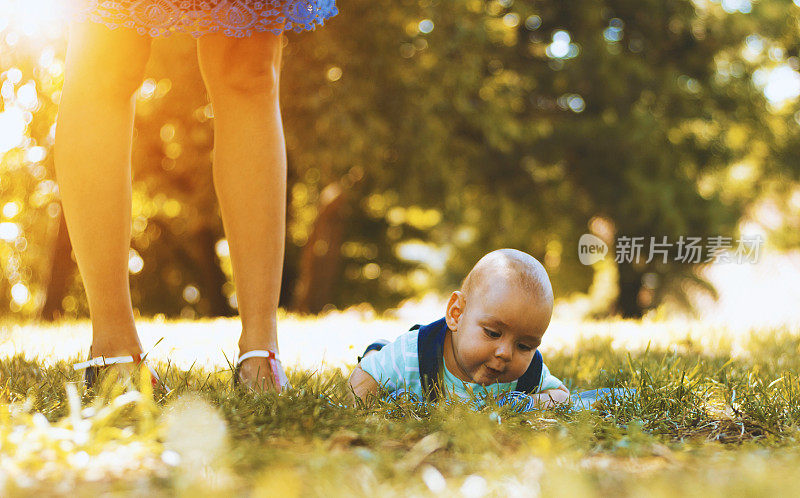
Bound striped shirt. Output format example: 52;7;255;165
359;330;563;405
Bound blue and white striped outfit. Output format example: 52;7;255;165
359;330;563;406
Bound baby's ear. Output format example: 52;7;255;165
445;291;465;330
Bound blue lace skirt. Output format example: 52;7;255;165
68;0;338;38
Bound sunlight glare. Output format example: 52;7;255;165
26;146;46;163
761;64;800;106
546;30;579;60
128;249;144;274
2;201;20;218
0;221;19;240
215;239;230;258
0;107;26;153
0;0;68;37
16;81;39;111
10;282;29;305
548;31;571;58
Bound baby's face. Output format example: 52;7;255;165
447;281;551;386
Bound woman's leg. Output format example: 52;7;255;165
54;21;152;359
196;32;287;390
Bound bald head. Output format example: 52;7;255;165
460;249;553;308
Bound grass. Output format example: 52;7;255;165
2;315;800;496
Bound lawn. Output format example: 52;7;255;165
1;310;800;497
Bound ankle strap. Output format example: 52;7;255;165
73;354;141;371
237;350;280;366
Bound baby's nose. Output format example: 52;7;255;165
495;343;512;361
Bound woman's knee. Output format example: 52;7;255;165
198;33;282;98
217;63;280;96
65;21;152;99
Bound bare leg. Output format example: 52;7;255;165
54;21;152;359
196;32;287;390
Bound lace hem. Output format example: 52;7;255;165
67;0;338;38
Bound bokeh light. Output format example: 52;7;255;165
0;222;20;240
524;15;541;31
2;201;20;218
10;281;29;305
326;66;342;82
128;249;144;275
547;30;579;60
182;285;200;304
604;18;624;43
0;106;26;153
418;19;434;34
720;0;752;14
502;13;519;28
215;239;229;258
761;65;800;106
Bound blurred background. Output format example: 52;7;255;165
1;0;800;326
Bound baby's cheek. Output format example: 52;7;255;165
463;348;489;371
511;358;531;378
461;349;482;368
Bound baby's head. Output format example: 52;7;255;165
444;249;554;386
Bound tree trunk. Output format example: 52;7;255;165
40;211;75;321
616;263;644;318
291;182;347;313
194;226;235;316
146;217;232;317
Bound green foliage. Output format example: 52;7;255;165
283;0;778;315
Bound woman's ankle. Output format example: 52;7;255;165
89;334;143;358
238;329;279;355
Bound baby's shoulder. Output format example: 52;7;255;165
388;328;420;356
368;329;420;370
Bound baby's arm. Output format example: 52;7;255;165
347;365;380;403
533;363;570;408
533;384;570;408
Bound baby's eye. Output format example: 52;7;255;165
483;328;501;338
517;344;533;352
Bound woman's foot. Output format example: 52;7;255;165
79;336;143;386
74;346;168;391
75;352;139;388
235;350;290;392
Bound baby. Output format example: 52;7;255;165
348;248;570;408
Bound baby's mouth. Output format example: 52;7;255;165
484;365;503;377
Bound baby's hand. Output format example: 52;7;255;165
496;385;570;412
535;385;570;409
347;365;380;403
497;385;571;411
